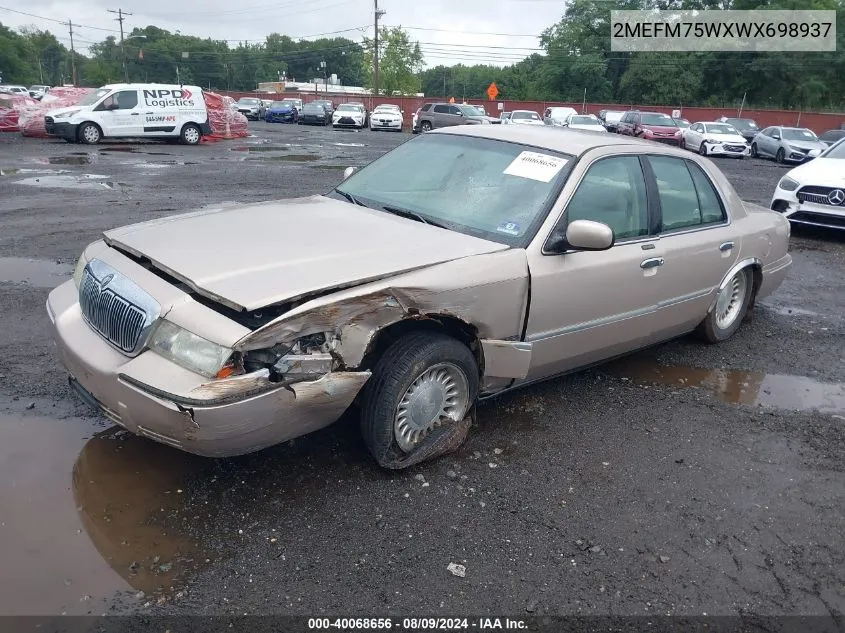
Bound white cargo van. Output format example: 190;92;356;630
45;83;212;145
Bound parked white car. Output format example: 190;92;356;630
562;114;607;132
770;137;845;230
682;122;750;158
333;103;366;129
508;110;544;126
370;104;403;132
0;84;29;97
543;106;578;127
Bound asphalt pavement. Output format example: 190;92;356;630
0;122;843;619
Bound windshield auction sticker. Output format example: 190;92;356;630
503;151;568;182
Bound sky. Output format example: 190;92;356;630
1;0;565;68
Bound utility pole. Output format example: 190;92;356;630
373;0;385;96
108;8;132;82
67;19;77;85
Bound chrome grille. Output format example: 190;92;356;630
79;267;147;353
797;186;845;207
725;145;746;152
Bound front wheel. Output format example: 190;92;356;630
360;331;478;470
180;123;201;145
696;268;753;343
776;148;785;164
78;122;101;145
751;143;758;158
420;121;432;132
699;142;708;156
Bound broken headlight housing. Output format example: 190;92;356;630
241;332;335;383
148;320;233;378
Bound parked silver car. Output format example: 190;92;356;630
47;126;791;469
750;126;827;164
236;97;266;121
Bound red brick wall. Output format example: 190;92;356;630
224;91;845;133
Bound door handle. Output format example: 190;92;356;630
719;241;734;251
640;257;664;269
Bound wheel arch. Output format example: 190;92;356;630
707;257;762;315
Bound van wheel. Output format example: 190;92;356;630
360;331;478;470
420;121;432;132
78;123;102;145
180;123;201;145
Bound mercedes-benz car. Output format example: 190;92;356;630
47;126;791;469
770;137;845;229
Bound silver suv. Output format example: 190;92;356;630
414;102;492;132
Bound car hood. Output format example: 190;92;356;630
710;133;747;143
269;106;294;112
569;123;606;131
512;119;544;125
784;139;826;151
643;125;680;134
786;157;845;186
372;111;401;118
46;105;87;117
102;195;509;312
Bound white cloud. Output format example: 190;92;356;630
1;0;564;67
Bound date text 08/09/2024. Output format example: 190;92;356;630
307;618;528;630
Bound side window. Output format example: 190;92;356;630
649;156;719;231
449;106;462;115
113;90;138;110
433;105;449;114
564;156;649;241
98;94;115;109
762;127;773;137
421;104;432;112
687;162;726;224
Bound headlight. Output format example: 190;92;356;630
54;109;80;119
148;320;233;378
777;176;800;192
808;148;821;157
73;251;89;287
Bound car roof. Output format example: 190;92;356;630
430;123;668;155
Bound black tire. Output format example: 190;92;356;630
180;123;201;145
679;138;686;150
420;120;432;132
78;122;102;145
696;268;754;344
776;148;785;164
360;331;479;470
699;141;708;156
751;143;758;158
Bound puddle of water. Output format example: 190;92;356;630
0;257;72;288
99;147;139;153
39;155;95;166
15;175;128;191
0;168;20;176
247;153;320;163
231;145;289;153
0;410;206;614
605;358;845;414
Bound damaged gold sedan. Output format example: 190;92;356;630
47;125;792;469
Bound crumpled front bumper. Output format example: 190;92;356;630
46;279;371;457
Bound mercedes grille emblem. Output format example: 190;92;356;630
100;273;115;288
827;189;845;205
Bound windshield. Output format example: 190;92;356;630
705;123;739;135
374;107;399;114
79;88;111;106
640;113;676;126
782;128;818;141
673;119;690;127
333;134;573;246
550;108;575;118
271;101;290;108
823;139;845;158
512;111;541;121
570;115;598;125
459;105;483;116
727;118;757;129
337;104;359;112
239;98;259;105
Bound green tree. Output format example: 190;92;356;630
362;26;424;95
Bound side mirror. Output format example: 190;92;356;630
772;134;780;140
343;166;356;180
548;219;615;253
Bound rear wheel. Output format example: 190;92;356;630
360;331;478;470
180;123;201;145
696;268;753;343
78;123;101;145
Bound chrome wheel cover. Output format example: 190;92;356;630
715;271;747;330
82;125;99;143
394;362;470;453
183;126;200;144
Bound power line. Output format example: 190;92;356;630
387;25;542;38
0;5;121;33
107;8;132;82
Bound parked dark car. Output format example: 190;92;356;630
597;109;625;132
299;101;331;126
818;129;845;147
265;101;298;123
718;117;760;143
616;110;683;146
311;99;335;117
